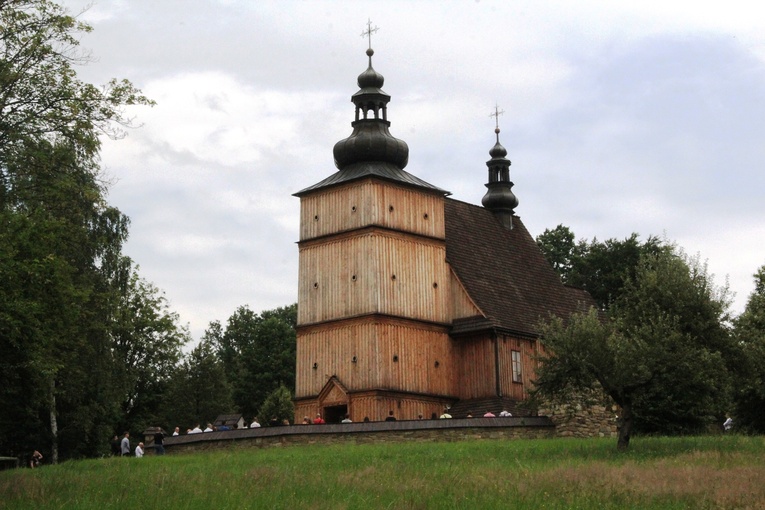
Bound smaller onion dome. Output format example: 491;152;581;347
357;48;385;90
482;126;518;230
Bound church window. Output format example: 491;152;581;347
511;350;522;383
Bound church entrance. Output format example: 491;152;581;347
323;405;347;424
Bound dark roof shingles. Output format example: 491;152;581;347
445;199;594;336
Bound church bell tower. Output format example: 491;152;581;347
293;25;456;422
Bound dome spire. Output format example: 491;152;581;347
332;21;409;171
482;104;519;230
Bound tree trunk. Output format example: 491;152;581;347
617;402;633;451
49;377;58;464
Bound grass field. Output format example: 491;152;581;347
2;435;764;509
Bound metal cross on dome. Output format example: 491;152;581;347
490;104;505;130
361;19;379;49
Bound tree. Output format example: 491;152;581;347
163;338;234;430
110;265;189;436
0;0;153;462
534;247;733;449
258;385;295;426
732;265;765;432
0;0;154;169
536;227;665;309
209;304;297;418
535;224;577;283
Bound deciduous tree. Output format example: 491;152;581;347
732;265;765;432
534;248;733;449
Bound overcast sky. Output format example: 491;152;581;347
59;0;765;341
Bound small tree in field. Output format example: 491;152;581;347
533;247;732;450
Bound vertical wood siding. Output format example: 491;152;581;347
296;395;451;423
497;335;539;400
455;335;497;399
295;319;455;398
299;179;445;241
450;271;482;318
297;232;450;325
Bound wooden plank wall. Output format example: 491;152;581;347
299;179;445;241
450;271;482;319
455;334;496;399
497;335;539;400
295;394;452;423
297;232;451;325
295;318;455;398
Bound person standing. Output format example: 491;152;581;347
120;432;130;457
110;435;121;456
153;429;166;455
135;442;144;458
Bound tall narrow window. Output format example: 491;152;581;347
511;350;522;383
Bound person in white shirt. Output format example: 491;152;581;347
172;426;180;436
250;418;261;428
439;409;452;419
203;423;213;432
135;442;144;458
499;410;512;417
189;424;203;434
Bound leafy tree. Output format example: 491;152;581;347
111;266;189;436
163;338;234;430
0;0;153;168
536;227;665;309
209;304;297;418
534;247;733;450
535;224;578;282
258;385;295;426
732;265;765;432
0;0;153;462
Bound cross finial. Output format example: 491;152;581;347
361;18;379;50
489;104;505;131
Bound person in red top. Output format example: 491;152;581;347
313;413;325;424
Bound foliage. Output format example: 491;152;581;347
731;265;765;432
162;338;234;431
0;0;154;169
258;385;295;426
533;247;734;448
110;267;189;435
206;304;297;418
2;436;764;509
0;0;171;462
536;226;665;309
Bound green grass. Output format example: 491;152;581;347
2;435;764;509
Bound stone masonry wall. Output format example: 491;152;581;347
537;397;619;439
162;417;556;455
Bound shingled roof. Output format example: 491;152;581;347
445;198;595;337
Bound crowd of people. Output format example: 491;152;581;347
94;409;518;460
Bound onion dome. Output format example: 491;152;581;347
482;126;519;230
332;47;409;170
294;39;448;198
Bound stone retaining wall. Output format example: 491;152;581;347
160;417;556;454
538;402;619;439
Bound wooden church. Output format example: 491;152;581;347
293;42;593;423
